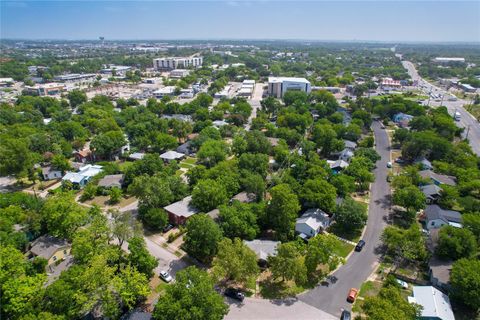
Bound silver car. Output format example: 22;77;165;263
160;271;173;283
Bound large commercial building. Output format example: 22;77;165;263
434;57;465;64
24;83;66;96
267;77;311;98
153;56;203;71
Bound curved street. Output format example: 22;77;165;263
226;121;391;319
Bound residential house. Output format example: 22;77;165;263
415;158;433;170
393;113;414;128
244;240;279;267
295;208;331;239
176;141;193;156
41;166;62;180
98;174;124;189
230;191;256;204
74;148;93;163
62;164;103;188
28;235;71;266
338;148;354;162
343;140;357;151
212;120;229;128
163;196;199;225
160;150;185;163
327;159;349;173
408;286;454;320
128;152;145;161
419;170;456;186
420;184;443;204
429;257;453;292
267;137;281;147
423;205;462;230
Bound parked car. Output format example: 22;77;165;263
224;288;245;302
340;310;352;320
355;240;366;252
159;271;173;283
163;224;174;233
396;279;409;289
395;158;405;164
387;161;392;168
347;288;359;303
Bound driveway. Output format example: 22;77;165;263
402;60;480;156
245;82;265;131
299;121;391;317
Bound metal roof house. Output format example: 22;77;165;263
408;286;455;320
244;239;279;267
62;164;103;188
419;170;456;187
160;150;185;162
295;208;331;239
98;174;124;188
423;205;462;230
163;196;199;225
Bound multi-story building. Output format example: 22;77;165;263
24;83;66;96
153;56;203;71
267;77;311;98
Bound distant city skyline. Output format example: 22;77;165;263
1;1;479;43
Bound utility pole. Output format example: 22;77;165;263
465;125;471;140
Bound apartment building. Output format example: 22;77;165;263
153;56;203;70
267;77;311;98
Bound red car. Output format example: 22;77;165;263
347;288;359;303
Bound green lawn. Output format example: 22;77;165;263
179;163;193;169
359;280;382;297
328;225;362;243
330;237;355;258
182;157;197;165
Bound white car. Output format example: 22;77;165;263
387;161;392;168
396;279;408;289
160;271;173;283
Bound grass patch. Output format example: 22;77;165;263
328;225;362;243
259;278;307;299
174;250;183;257
179;163;193;169
359;280;382;297
331;238;355;258
465;104;480;121
155;281;169;294
175;170;183;176
182;157;197;165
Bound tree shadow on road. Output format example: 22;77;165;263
374;194;392;210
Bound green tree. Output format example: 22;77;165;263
305;234;339;276
152;266;228;320
381;225;427;268
218;201;259;240
436;226;477;260
450;258;480;310
330;174;356;197
152;132;178;153
67;90;87;108
197;139;228;168
238;153;269;177
116;264;150;310
266;184;300;241
128;237;158;277
393;185;426;216
184;215;223;263
212;238;259;285
108;187;122;204
90;131;126;160
463;213;480;243
363;286;422;320
41;193;89;239
191;179;228;212
268;242;306;285
300;178;337;212
140;207;168;231
334;197;368;232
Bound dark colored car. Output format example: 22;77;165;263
224;288;245;302
340;310;352;320
163;224;174;233
355;240;366;252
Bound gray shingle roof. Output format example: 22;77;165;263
244;240;279;261
425;205;461;224
30;235;69;260
163;196;199;218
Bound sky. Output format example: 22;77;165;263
1;1;479;42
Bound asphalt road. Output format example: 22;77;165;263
402;60;480;156
299;121;391;317
245;82;265;131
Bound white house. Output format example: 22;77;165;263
41;166;62;181
62;164;103;188
408;286;455;320
295;208;331;239
424;205;462;230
